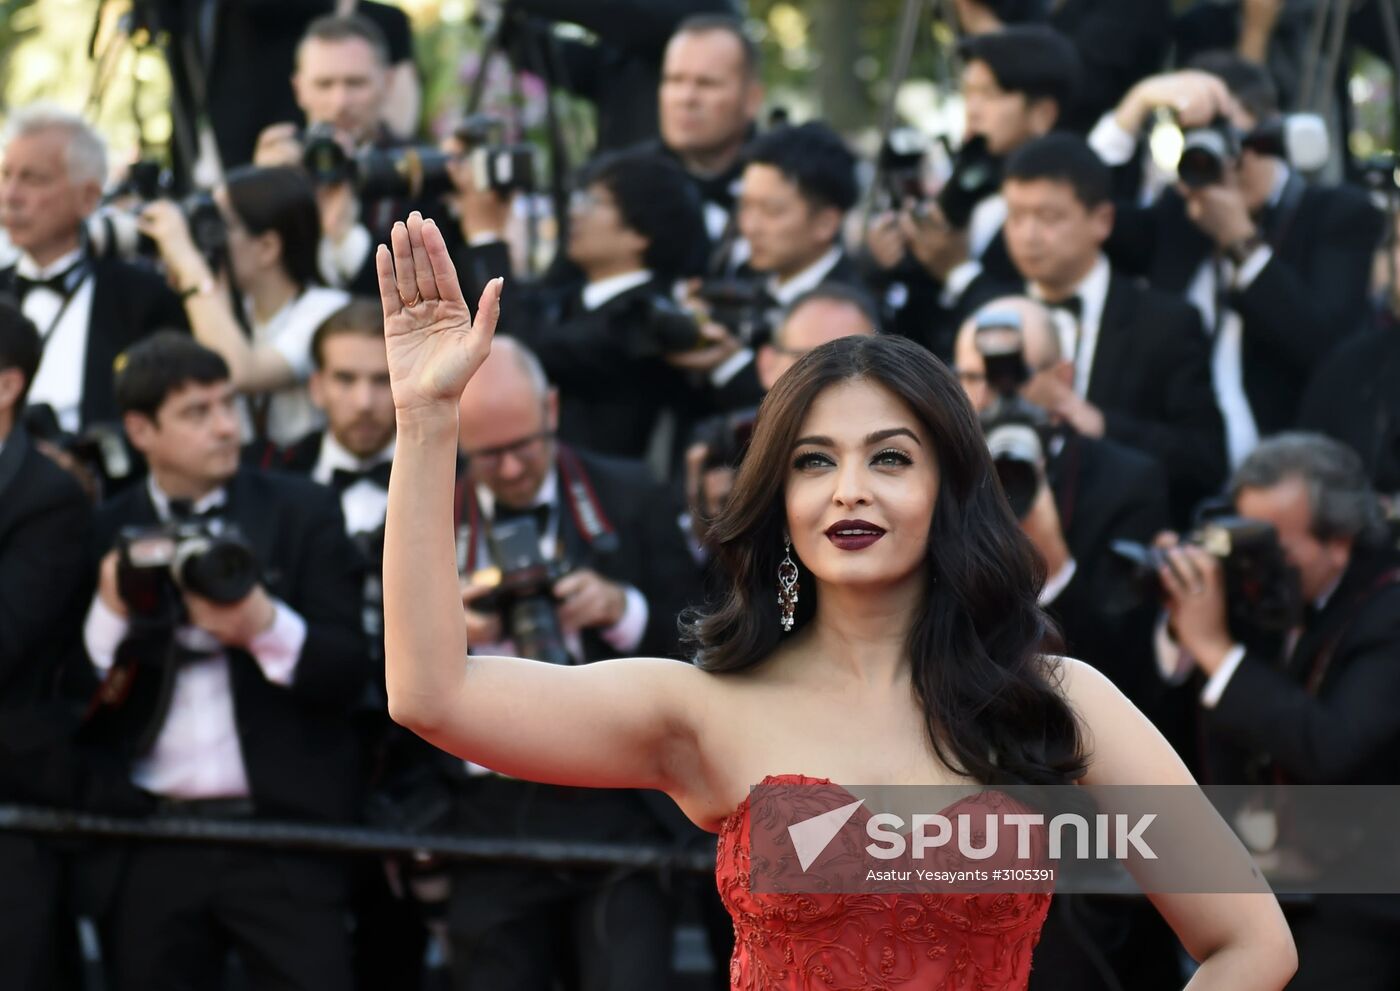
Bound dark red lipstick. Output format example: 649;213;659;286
824;519;886;550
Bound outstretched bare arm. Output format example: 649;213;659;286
377;214;709;797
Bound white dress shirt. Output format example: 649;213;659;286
311;432;395;535
242;285;351;446
18;248;94;433
83;478;309;799
581;268;653;311
1030;253;1112;396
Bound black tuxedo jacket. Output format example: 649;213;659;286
1109;180;1383;439
0;256;187;431
1046;430;1171;703
1204;542;1400;787
1049;0;1172;132
1084;271;1227;524
0;428;93;806
86;468;370;822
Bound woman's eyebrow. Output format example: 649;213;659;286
793;427;921;448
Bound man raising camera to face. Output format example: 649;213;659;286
1156;433;1400;991
80;332;369;991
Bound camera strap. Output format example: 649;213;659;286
1299;567;1400;698
454;444;618;573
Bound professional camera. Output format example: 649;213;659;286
90;160;229;271
1175;113;1329;189
21;404;133;494
614;294;708;359
115;521;260;623
877;127;930;209
302;114;536;201
937;134;1002;229
467;515;573;666
1107;516;1302;636
974;309;1050;519
694;278;780;346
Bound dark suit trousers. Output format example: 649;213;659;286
101;842;351;991
448;861;674;991
0;833;79;991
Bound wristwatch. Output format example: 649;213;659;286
179;276;217;301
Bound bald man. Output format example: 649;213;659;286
756;285;880;391
448;335;702;991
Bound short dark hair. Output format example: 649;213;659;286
0;302;42;407
1189;49;1280;121
783;283;883;336
312;297;386;368
583;151;709;279
1003;132;1112;209
224;165;324;291
744;121;858;214
960;25;1081;112
673;14;760;77
115;331;230;420
301;13;390;66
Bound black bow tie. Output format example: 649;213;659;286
14;261;87;301
492;502;551;532
1045;295;1083;321
331;461;392;493
167;498;225;521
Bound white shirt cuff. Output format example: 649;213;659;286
599;584;648;654
319;224;372;287
247;600;308;686
1038;557;1077;607
1088;113;1138;167
939;259;984;307
84;594;130;673
1200;643;1247;709
1153;614;1194;686
1233;245;1273;291
710;348;754;388
468;232;505;247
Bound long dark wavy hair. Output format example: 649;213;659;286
683;334;1088;788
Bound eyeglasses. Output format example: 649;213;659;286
461;430;553;470
569;188;616;214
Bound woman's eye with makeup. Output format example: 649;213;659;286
872;448;913;466
793;451;833;470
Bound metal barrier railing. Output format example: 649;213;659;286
0;804;719;874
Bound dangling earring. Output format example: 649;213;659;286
777;536;800;632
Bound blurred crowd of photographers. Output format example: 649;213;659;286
4;0;1400;989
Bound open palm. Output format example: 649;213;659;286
375;212;503;414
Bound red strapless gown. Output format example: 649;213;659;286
716;773;1052;990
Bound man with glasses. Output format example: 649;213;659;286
447;336;703;991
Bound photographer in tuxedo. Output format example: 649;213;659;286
263;297;439;990
0;304;92;991
865;25;1080;357
458;149;710;463
80;332;369;991
0;107;186;434
255;14;456;293
448;335;702;991
1157;432;1400;989
1091;54;1383;470
998;132;1227;525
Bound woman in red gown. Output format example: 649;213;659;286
374;213;1297;990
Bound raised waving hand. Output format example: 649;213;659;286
375;211;503;415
